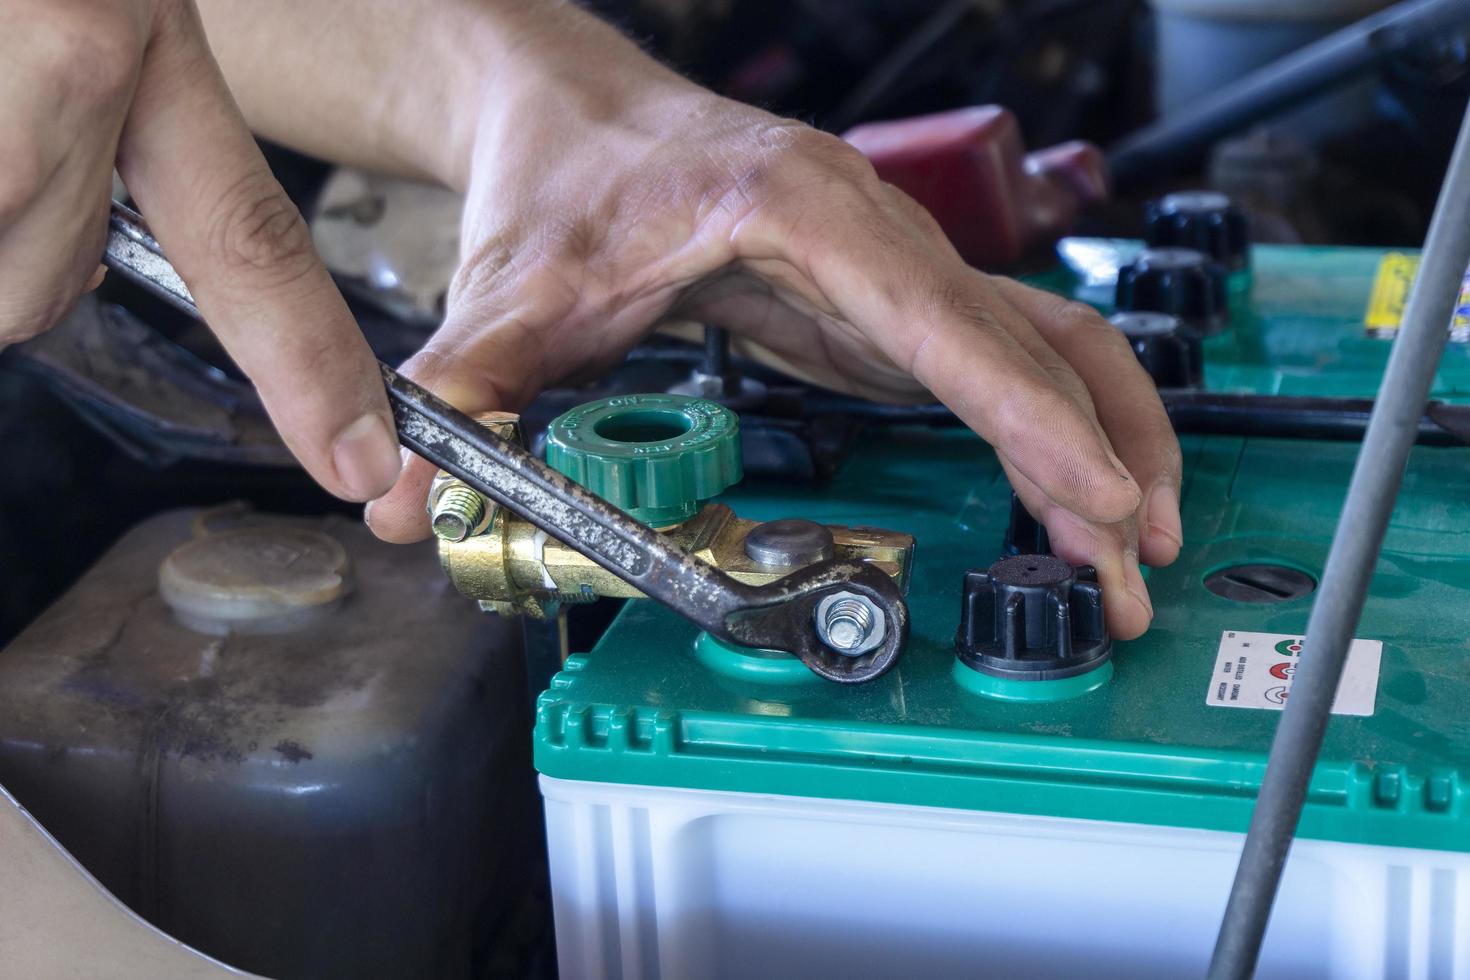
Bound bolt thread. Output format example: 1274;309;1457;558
432;485;487;541
550;590;599;605
824;597;874;649
826;597;873;631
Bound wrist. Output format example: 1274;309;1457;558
447;3;702;193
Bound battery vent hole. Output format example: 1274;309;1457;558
1203;564;1316;603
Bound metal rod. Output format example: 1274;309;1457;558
1107;0;1470;185
702;325;730;380
1208;98;1470;979
702;324;735;398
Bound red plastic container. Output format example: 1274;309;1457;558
845;106;1108;269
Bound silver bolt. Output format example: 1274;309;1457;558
744;519;835;568
430;483;487;542
427;413;519;543
814;591;886;657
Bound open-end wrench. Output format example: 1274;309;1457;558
101;201;908;682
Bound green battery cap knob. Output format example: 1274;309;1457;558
545;393;742;526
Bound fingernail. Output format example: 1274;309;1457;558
1146;485;1183;550
332;412;403;500
1125;557;1153;619
362;451;412;529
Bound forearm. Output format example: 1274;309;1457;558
196;0;687;192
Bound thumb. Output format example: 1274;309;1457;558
116;4;400;501
365;312;548;543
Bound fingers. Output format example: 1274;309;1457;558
363;451;436;544
0;1;144;346
991;278;1184;568
729;140;1171;635
113;2;399;502
1006;464;1153;640
985;278;1183;638
740;138;1141;526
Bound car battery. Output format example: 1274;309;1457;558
531;242;1470;979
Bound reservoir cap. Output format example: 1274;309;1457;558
159;525;353;635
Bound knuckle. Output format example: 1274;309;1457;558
1053;299;1115;340
205;175;317;286
798;128;875;176
448;230;516;302
939;287;1011;346
761;122;882;192
953;293;1007;335
991;382;1055;448
1051;298;1146;365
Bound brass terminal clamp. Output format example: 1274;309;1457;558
430;397;914;660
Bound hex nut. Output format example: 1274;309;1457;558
814;591;886;657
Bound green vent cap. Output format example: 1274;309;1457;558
545;394;741;526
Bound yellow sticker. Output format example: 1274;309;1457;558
1364;252;1470;342
1364;252;1420;332
1453;268;1470;342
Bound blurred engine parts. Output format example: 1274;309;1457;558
4;297;289;469
1149;0;1394;145
587;0;1144;148
311;170;462;324
1111;0;1470;184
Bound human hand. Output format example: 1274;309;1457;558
0;0;401;501
362;46;1180;639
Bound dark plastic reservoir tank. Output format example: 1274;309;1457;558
0;507;543;979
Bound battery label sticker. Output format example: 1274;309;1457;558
1205;630;1382;716
1364;252;1470;343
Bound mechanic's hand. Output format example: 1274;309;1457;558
364;71;1180;639
0;0;400;501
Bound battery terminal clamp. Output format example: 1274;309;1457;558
431;394;915;682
